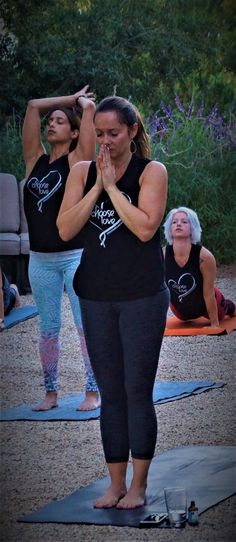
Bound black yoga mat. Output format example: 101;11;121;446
18;445;236;527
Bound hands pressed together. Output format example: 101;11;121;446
96;144;117;192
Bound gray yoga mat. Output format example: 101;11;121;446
0;380;224;421
18;445;236;526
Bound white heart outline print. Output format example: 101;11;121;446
89;192;131;247
27;171;62;212
168;273;196;302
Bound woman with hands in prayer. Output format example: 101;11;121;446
57;96;169;509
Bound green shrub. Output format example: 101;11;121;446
0;97;235;263
0;110;49;181
147;97;236;263
0;110;25;180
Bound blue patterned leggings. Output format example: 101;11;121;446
29;250;98;393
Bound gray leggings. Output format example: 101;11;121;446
79;287;169;463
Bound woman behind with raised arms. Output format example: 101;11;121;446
23;85;99;411
57;96;169;509
163;206;235;326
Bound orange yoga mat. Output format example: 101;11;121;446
164;315;236;336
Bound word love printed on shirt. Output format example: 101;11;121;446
27;171;62;212
168;273;196;302
90;193;131;247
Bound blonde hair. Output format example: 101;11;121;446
163;206;202;244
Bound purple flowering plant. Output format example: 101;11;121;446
146;96;236;263
146;95;236;158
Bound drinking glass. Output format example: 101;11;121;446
164;487;187;528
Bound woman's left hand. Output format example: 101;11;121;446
97;144;116;191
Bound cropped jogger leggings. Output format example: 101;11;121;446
29;250;98;393
79;287;169;463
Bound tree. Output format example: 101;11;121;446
0;0;235;122
0;0;90;123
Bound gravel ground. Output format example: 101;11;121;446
0;265;235;542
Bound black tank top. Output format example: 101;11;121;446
24;154;84;252
165;244;207;318
73;156;166;301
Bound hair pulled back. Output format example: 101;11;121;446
94;96;150;159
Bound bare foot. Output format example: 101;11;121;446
11;284;21;308
32;391;58;411
116;487;146;509
93;485;127;509
76;391;100;411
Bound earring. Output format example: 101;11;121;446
130;139;137;154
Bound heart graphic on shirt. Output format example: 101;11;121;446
168;273;196;302
89;192;131;247
27;171;62;212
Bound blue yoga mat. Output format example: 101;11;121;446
3;305;38;329
0;380;224;421
18;445;236;526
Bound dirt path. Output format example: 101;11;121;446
1;266;235;542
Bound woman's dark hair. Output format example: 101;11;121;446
46;107;81;151
94;96;150;159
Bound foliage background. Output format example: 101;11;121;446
0;0;235;262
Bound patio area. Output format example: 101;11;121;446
1;265;235;542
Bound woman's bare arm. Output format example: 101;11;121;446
200;247;220;327
57;161;103;241
103;160;168;242
70;96;96;166
22;101;46;178
22;85;94;177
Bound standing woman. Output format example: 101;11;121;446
163;206;235;326
57;96;169;509
23;85;99;411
